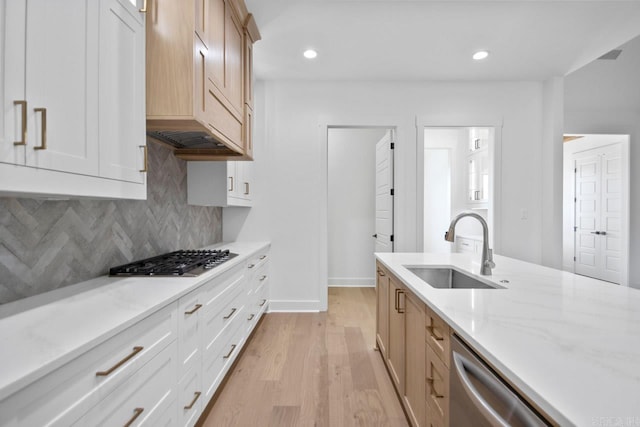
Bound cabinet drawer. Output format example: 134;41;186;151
73;340;178;426
456;237;475;254
202;305;245;402
426;345;449;427
0;303;177;427
178;366;202;427
425;308;450;367
178;289;206;380
202;270;246;352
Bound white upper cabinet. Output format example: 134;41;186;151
98;0;146;184
187;161;253;207
0;0;147;199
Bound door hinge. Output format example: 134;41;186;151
390;235;394;242
574;197;577;203
390;142;395;149
390;188;394;196
574;226;577;232
574;256;576;262
574;168;577;173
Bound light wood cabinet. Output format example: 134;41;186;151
376;261;451;427
404;291;427;427
376;265;390;357
146;0;260;160
388;276;405;393
0;0;147;199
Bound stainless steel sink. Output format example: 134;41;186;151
406;267;504;289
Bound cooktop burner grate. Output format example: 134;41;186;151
109;249;237;277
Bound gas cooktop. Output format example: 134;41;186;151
109;249;237;277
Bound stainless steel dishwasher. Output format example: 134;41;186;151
450;334;551;427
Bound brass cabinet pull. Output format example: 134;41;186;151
394;288;399;311
223;344;237;359
244;182;250;195
427;377;444;398
223;307;236;319
247;314;255;321
96;346;143;376
123;407;144;427
259;299;267;307
396;290;405;314
139;145;148;172
378;269;386;277
33;108;47;150
185;303;202;315
260;275;267;281
259;255;267;260
427;324;445;341
139;0;147;13
183;391;201;410
13;101;27;146
228;176;234;192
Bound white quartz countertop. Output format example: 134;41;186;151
0;241;270;402
376;252;640;427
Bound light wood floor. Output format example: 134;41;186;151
201;287;409;427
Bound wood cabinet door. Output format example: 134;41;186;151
404;292;426;427
24;0;99;176
207;0;226;92
224;4;243;116
376;264;389;357
98;0;146;184
387;277;405;394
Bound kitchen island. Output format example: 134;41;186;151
376;252;640;427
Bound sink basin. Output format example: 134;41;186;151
406;267;503;290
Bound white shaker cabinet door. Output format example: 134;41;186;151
24;0;100;176
98;0;146;184
0;0;27;166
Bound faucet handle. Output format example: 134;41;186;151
485;249;495;268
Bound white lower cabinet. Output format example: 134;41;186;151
0;246;270;427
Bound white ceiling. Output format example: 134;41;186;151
245;0;640;81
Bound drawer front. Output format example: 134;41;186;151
202;307;246;403
426;344;449;427
456;237;475;253
178;289;206;380
0;303;177;427
426;308;450;367
202;271;246;352
178;367;202;427
73;340;178;426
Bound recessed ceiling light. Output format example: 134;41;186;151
473;50;489;60
303;49;318;59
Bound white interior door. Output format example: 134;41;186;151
574;143;623;284
375;130;394;252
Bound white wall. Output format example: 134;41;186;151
564;36;640;288
228;79;546;311
327;128;385;287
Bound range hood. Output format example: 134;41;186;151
146;129;244;161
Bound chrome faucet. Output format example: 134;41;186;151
444;212;495;275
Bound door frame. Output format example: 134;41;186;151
563;134;630;286
319;123;397;312
416;115;504;254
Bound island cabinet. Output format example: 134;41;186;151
145;0;260;160
376;261;428;427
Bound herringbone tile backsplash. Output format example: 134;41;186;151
0;142;222;304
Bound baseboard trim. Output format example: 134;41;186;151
328;277;375;287
268;299;322;312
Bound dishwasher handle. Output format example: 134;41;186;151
453;350;546;427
